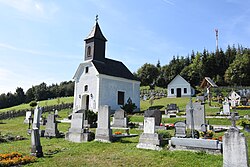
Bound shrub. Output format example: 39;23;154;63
121;98;137;114
86;110;97;124
29;101;37;107
157;130;171;139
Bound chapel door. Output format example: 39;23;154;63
85;95;89;110
176;88;182;97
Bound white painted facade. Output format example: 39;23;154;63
73;61;140;112
167;75;195;98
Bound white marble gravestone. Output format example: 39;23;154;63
24;111;32;124
111;109;128;128
223;127;249;167
66;112;93;143
137;117;162;151
95;105;112;142
222;101;230;115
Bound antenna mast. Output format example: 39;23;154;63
215;29;219;51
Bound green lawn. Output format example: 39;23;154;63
0;109;226;167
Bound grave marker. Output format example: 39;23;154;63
44;113;60;138
137;117;162;151
144;109;162;126
95;105;112;142
174;121;186;138
30;106;43;157
111;109;128;128
186;102;205;131
223;125;249;166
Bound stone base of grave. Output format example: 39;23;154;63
31;145;43;157
44;128;60;138
65;128;94;143
95;128;112;143
136;143;162;151
169;137;222;154
136;133;162;151
111;118;128;128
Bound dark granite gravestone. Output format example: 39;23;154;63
144;110;162;126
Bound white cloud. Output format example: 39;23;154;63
0;0;59;20
162;0;175;6
0;42;80;60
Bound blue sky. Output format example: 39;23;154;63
0;0;250;94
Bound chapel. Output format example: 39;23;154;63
73;18;140;112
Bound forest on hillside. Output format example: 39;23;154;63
0;81;74;109
135;45;250;88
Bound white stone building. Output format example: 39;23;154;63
73;20;140;112
167;75;195;98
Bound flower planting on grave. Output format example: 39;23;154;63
200;130;214;139
236;105;250;110
0;152;36;166
114;131;122;135
160;123;175;129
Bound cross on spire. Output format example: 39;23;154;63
95;15;99;22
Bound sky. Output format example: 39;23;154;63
0;0;250;94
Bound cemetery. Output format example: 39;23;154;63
1;16;250;167
0;94;250;166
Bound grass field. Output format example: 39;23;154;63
0;108;250;166
0;97;74;113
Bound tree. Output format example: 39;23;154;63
26;87;35;103
224;53;250;86
136;63;160;86
15;87;25;104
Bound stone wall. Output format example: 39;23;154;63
0;103;73;120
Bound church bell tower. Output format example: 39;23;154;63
84;15;107;62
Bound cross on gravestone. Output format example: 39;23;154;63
230;112;239;128
30;106;43;157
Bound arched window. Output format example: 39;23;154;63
84;85;88;92
87;46;91;57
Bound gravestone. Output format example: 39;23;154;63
137;117;162;151
111;109;128;128
222;101;230;115
144;109;162;126
24;111;32;124
165;103;179;115
65;112;93;143
30;106;43;157
186;102;205;131
54;109;58;117
44;114;60;138
174;121;186;138
95;105;112;142
223;113;249;167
